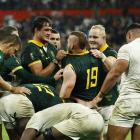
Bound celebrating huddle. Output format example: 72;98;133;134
0;16;140;140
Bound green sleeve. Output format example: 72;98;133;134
4;55;21;72
104;48;117;58
14;69;56;87
21;45;41;66
4;55;56;87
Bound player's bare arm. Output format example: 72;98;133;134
29;61;57;77
60;64;76;99
0;76;31;95
20;128;38;140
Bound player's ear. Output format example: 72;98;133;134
34;28;38;33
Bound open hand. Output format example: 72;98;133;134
11;86;31;96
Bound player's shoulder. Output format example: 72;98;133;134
64;64;74;71
63;64;76;76
5;55;20;63
104;47;117;58
105;47;117;53
23;43;39;55
119;44;129;52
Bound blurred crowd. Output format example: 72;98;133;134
1;0;140;51
0;0;140;10
12;13;139;51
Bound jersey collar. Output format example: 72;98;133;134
28;40;44;48
68;49;89;56
99;43;109;52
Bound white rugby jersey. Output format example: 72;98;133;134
117;38;140;99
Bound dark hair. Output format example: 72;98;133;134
70;31;90;50
51;29;59;34
31;16;52;34
125;23;140;34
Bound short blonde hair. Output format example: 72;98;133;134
90;24;106;37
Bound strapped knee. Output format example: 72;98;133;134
43;128;56;140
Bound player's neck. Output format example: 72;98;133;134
71;48;87;55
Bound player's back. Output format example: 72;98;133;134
62;51;103;101
126;38;140;77
23;83;63;112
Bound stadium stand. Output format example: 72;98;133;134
0;0;139;50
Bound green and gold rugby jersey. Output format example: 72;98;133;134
62;50;103;101
0;54;22;81
21;40;59;77
0;51;12;81
98;44;119;106
23;83;63;112
0;55;56;86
